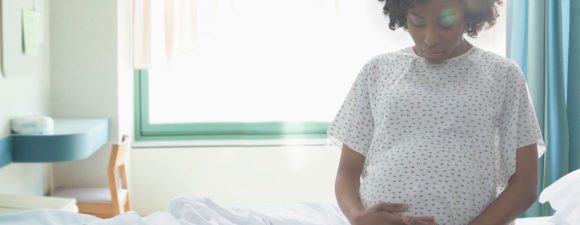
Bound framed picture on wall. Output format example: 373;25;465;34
1;0;44;78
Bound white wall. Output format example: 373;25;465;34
47;0;341;217
50;0;133;188
0;0;52;196
131;145;341;215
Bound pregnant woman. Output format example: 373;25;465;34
329;0;545;224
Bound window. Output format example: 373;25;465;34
135;0;506;141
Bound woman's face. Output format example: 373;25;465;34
407;0;469;63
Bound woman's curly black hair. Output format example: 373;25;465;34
378;0;502;37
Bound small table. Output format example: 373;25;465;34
0;119;109;168
0;193;77;215
0;119;108;213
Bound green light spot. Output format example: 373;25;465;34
440;9;456;27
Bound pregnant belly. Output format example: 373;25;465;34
359;142;495;225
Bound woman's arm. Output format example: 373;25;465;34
335;144;434;225
469;143;539;225
335;144;367;221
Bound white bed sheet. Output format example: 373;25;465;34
0;209;97;225
0;197;558;225
168;196;349;225
0;209;181;225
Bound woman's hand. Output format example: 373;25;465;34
350;202;437;225
402;215;437;225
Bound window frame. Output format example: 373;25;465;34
134;70;330;141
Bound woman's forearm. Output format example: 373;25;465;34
335;170;365;221
469;182;536;225
470;145;539;225
336;145;368;222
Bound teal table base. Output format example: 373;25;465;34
0;138;12;168
0;119;108;168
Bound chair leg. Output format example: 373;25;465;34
111;201;122;216
124;195;132;212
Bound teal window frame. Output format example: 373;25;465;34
134;70;330;141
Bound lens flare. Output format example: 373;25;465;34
440;9;456;27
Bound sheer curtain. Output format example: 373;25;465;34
146;0;414;124
133;0;197;68
143;0;506;126
508;0;580;217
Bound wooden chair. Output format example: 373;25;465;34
52;135;131;218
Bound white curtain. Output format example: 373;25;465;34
132;0;197;69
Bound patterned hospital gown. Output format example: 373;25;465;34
328;46;545;225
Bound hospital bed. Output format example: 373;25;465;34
0;195;556;225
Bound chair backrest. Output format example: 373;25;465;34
107;135;130;214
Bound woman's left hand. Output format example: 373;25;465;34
402;215;437;225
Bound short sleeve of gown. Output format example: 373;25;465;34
496;64;546;193
327;64;374;157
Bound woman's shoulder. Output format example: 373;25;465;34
362;47;415;70
471;47;524;81
473;47;521;72
356;48;414;83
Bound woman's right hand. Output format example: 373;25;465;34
350;202;437;225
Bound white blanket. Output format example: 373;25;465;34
0;209;181;225
0;197;349;225
0;209;97;225
0;197;555;225
168;196;350;225
84;212;181;225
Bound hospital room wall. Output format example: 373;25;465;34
47;0;340;216
131;145;341;215
50;0;133;188
0;0;52;196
